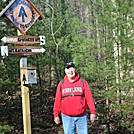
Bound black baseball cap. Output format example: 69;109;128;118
65;62;75;69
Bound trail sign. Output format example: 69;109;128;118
20;67;37;85
0;0;45;134
1;35;45;45
1;46;8;56
0;0;44;33
8;46;45;56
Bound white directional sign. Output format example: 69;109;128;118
8;46;45;56
1;46;8;56
1;35;45;45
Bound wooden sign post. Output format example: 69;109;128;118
0;0;45;134
19;30;31;134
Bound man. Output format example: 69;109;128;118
53;62;96;134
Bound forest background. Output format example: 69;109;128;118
0;0;133;133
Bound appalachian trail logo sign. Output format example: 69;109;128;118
1;0;44;33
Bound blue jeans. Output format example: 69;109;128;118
61;113;89;134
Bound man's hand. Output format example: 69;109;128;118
54;116;60;124
90;114;96;124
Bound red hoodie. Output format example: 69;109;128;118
53;73;95;117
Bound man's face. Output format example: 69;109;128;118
65;67;76;79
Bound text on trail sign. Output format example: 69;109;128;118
1;35;45;45
8;46;45;56
4;0;41;33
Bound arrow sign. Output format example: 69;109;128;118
8;46;45;56
1;35;45;45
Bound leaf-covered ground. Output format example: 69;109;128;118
1;89;131;134
0;88;98;134
0;89;63;134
